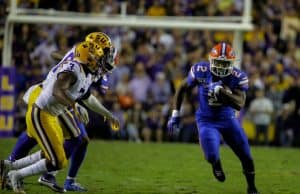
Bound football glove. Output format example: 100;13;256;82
104;113;120;131
73;103;89;125
167;110;180;135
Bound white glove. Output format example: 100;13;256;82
73;102;89;124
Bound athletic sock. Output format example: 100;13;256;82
17;158;48;178
11;150;42;170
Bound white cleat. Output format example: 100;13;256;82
0;160;12;190
8;170;26;194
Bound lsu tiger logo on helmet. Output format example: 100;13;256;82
209;42;236;77
85;32;112;50
74;41;104;73
85;32;118;73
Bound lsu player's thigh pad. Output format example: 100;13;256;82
26;105;67;169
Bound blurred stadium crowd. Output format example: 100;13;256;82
0;0;299;146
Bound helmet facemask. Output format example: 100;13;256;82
97;47;118;75
210;58;234;77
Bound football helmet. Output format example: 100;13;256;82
209;42;236;77
85;32;112;50
85;32;118;73
74;41;104;73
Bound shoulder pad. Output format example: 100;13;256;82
191;62;209;78
232;68;249;90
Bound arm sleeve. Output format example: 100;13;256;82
82;94;113;118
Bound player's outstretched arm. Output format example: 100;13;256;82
173;78;193;110
167;78;193;135
82;94;120;129
218;88;246;111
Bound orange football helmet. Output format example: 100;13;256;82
209;42;236;77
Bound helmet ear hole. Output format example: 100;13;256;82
103;47;110;54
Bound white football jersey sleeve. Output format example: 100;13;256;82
35;60;94;116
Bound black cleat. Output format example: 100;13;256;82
247;187;259;194
38;173;65;193
212;160;226;182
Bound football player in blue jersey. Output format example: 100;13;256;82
167;43;259;194
4;32;116;192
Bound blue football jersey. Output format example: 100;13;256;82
98;74;110;94
187;61;248;119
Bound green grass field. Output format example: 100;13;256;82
0;138;299;194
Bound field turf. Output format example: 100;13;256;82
0;138;299;194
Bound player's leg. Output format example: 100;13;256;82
0;150;42;191
222;118;259;194
64;119;89;192
38;110;81;192
9;131;38;161
41;109;88;192
6;106;68;193
197;120;225;182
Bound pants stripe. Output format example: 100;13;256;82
32;106;58;167
63;111;81;137
59;114;77;138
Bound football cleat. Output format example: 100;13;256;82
5;175;23;190
0;160;12;190
38;173;65;193
212;160;226;182
8;170;26;194
64;179;87;192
